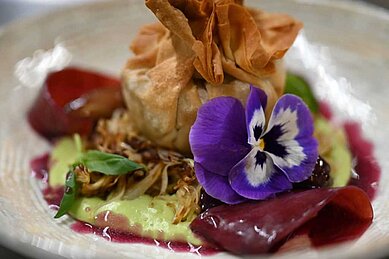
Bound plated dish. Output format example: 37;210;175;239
0;0;388;255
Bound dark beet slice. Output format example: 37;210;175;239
27;67;123;140
190;186;372;255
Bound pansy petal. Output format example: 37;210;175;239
190;97;251;176
246;86;267;146
263;94;318;182
229;148;292;199
195;162;246;204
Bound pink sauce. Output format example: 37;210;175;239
71;221;218;255
30;153;49;182
30;120;380;254
319;102;380;200
345;122;380;200
30;152;217;255
29;97;380;255
30;153;64;206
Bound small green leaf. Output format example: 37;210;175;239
285;73;319;113
80;150;145;175
54;169;78;218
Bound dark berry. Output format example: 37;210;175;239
294;156;331;189
199;189;225;212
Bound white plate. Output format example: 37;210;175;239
0;0;388;258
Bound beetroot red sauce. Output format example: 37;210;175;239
30;119;380;255
319;102;381;200
31;116;379;255
345;122;380;200
28;70;380;254
71;221;218;255
30;153;64;206
30;153;49;182
30;153;218;255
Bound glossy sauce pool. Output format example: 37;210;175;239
30;119;380;255
30;154;219;255
28;69;380;255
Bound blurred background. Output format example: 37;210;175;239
0;0;388;258
0;0;388;25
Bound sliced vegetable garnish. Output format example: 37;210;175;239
54;169;78;218
27;67;122;140
79;150;145;175
285;73;319;113
190;186;373;254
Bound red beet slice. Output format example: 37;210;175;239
190;186;373;254
27;67;123;140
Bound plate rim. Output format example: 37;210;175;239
0;0;388;259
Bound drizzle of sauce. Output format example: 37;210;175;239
30;117;380;255
29;77;380;254
71;221;218;255
344;122;380;200
319;102;380;200
30;153;49;182
30;153;217;255
30;153;64;206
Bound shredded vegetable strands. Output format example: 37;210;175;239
107;175;127;201
83;175;117;194
124;163;164;200
172;184;202;224
77;111;202;224
158;149;183;163
160;163;178;195
176;186;200;222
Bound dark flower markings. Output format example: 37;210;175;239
263;124;288;159
253;125;263;142
254;151;267;169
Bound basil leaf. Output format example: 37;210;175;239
54;169;78;218
80;150;144;175
285;73;319;113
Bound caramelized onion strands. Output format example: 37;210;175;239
76;110;201;224
171;185;202;224
123;163;164;200
159;163;178;195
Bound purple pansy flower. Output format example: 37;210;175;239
189;86;318;204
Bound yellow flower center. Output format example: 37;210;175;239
259;139;265;150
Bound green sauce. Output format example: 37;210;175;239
314;116;352;187
68;195;202;245
49;137;201;245
49;137;80;186
50;116;352;245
